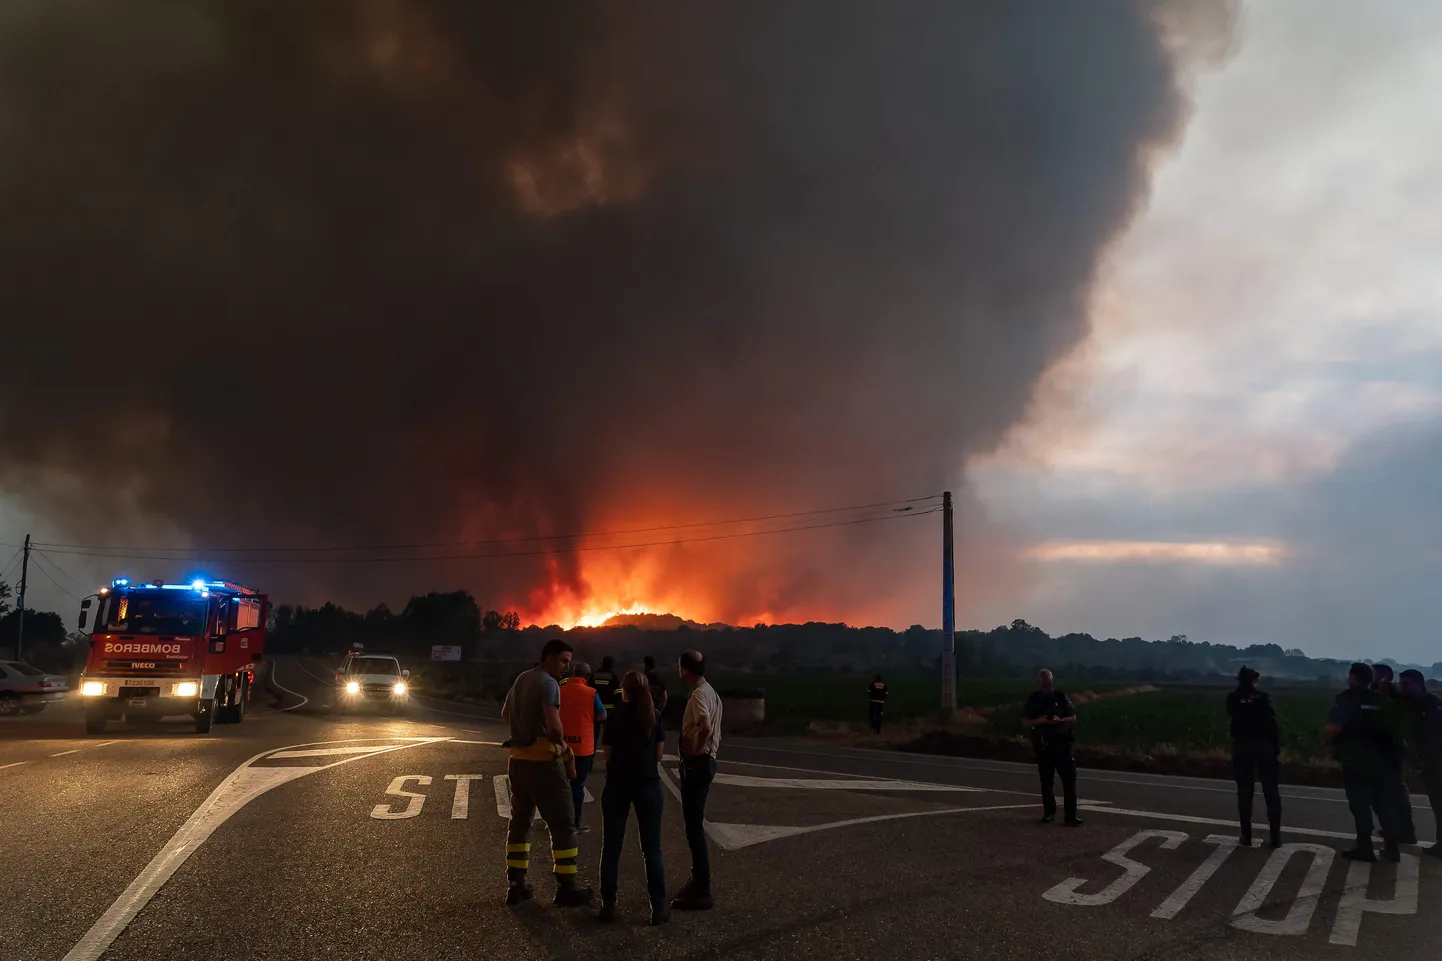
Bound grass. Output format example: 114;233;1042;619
705;673;1130;725
984;686;1339;763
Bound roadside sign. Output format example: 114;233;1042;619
431;645;463;661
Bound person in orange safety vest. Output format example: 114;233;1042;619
561;663;608;833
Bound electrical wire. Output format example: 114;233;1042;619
32;550;89;592
36;506;942;565
0;547;21;584
25;551;80;602
29;493;943;556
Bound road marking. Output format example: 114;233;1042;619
1330;853;1419;946
710;773;987;792
1151;834;1238;919
1077;802;1377;843
726;743;1356;804
62;736;447;961
1231;842;1334;935
451;739;504;746
492;774;590;821
0;760;29;770
269;660;311;712
705;803;1036;850
1043;830;1187;906
271;745;411;759
444;774;485;818
94;740;118;748
371;775;431;819
49;749;80;757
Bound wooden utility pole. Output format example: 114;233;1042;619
941;492;955;712
15;534;29;660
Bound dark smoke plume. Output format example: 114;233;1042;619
0;1;1230;624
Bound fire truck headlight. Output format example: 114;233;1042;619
175;681;198;698
346;681;360;694
81;681;105;697
392;682;407;696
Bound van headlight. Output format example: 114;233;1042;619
392;682;407;695
81;681;105;697
175;681;198;698
346;681;360;694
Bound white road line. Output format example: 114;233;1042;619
712;773;987;792
1077;802;1434;845
0;760;29;770
93;740;118;748
727;743;1356;804
269;745;410;759
451;739;504;746
49;749;80;757
706;803;1038;851
269;660;311;712
61;736;448;961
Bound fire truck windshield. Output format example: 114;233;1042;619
101;592;208;636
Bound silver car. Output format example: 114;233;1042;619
335;654;410;714
0;661;69;716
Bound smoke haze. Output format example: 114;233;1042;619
0;1;1230;625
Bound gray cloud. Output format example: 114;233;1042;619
0;1;1226;623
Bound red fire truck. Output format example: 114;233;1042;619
76;578;267;735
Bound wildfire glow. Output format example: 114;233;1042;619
571;603;658;629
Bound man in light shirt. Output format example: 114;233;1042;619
672;649;721;911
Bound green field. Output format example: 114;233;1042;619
985;687;1339;763
705;673;1130;725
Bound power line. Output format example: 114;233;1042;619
36;506;941;566
29;493;943;556
32;550;89;592
0;547;21;584
26;552;79;602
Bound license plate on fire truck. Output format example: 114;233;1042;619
121;678;154;686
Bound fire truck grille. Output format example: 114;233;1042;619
105;660;187;672
120;687;161;699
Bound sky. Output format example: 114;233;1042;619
969;0;1442;663
0;2;1437;665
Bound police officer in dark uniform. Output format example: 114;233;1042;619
1370;664;1418;845
1325;662;1402;862
588;656;619;747
1226;666;1281;847
867;675;888;734
1024;668;1080;826
1399;669;1442;858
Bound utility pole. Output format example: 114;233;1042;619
14;534;29;661
941;492;956;712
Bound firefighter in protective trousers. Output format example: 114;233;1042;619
500;638;593;907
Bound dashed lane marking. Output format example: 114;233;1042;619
61;736;449;961
0;760;29;770
49;750;80;757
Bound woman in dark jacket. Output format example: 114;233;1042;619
598;670;668;924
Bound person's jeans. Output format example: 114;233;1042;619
600;780;666;909
869;703;884;734
679;754;716;890
1036;741;1077;821
1424;757;1442;841
571;752;594;827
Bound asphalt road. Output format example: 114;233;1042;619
2;658;1438;961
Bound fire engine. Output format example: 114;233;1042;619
76;578;267;735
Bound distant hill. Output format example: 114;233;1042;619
601;612;727;631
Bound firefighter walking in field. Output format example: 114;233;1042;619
560;662;607;833
867;675;888;734
500;638;594;906
1227;666;1282;847
1024;668;1081;826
